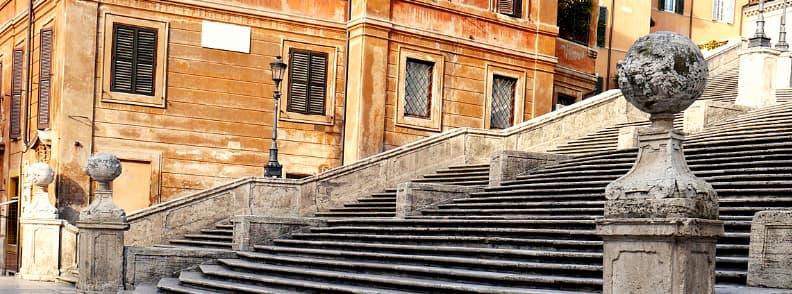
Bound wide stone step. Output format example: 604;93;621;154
217;259;600;293
288;232;604;250
507;175;620;184
344;203;397;208
314;211;395;218
421;207;604;216
325;219;597;229
327;207;396;213
157;276;223;294
183;234;233;241
356;198;396;203
422;172;489;179
237;250;603;281
197;264;410;294
199;229;233;236
169;239;233;249
411;178;490;186
485;181;613;190
453;194;605;204
469;187;606;197
437;201;605;210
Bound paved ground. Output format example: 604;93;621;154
0;277;74;293
0;276;787;293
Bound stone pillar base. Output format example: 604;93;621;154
748;210;792;289
683;100;750;134
76;221;129;294
596;218;723;294
18;218;63;281
736;47;780;108
488;151;569;186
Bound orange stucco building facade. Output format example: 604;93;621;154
0;0;598;272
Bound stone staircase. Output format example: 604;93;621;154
152;101;792;293
159;164;492;250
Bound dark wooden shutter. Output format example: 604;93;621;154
10;49;23;140
497;0;521;18
287;49;327;115
38;28;53;130
111;24;157;96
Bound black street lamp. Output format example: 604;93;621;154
265;56;287;178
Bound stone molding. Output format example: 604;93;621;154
747;210;792;289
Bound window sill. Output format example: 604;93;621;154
395;119;442;132
280;111;334;126
102;91;166;108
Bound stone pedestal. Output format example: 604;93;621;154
616;126;641;150
597;218;722;294
737;47;780;108
604;32;722;294
776;51;792;89
747;210;792;289
19;218;63;281
488;151;569;186
77;153;129;294
18;163;60;281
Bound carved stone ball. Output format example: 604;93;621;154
29;162;54;187
85;153;122;183
617;31;708;114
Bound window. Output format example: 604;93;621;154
484;65;525;129
279;41;338;125
10;49;23;140
287;49;328;116
659;0;684;14
38;28;53;130
404;59;433;118
712;0;734;23
496;0;522;18
396;47;445;131
597;6;607;48
490;75;517;129
101;14;167;108
555;93;577;110
558;0;594;45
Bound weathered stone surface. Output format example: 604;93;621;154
748;210;792;289
18;219;64;281
76;222;128;294
616;126;641;150
683;100;751;134
737;47;780;108
617;31;708;115
81;153;126;223
488;151;569;186
605;128;719;219
24;163;58;219
124;246;236;290
395;182;483;218
776;51;792;89
596;218;723;294
230;216;326;251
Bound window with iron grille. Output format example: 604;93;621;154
490;75;517;129
496;0;522;18
39;28;53;130
10;49;22;140
404;59;434;118
659;0;684;14
111;24;158;96
287;49;328;115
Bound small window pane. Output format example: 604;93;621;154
491;75;517;129
404;59;433;118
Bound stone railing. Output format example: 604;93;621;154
702;37;743;76
126;89;647;246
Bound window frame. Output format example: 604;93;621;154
483;65;525;130
279;41;338;125
659;0;684;14
494;0;523;18
395;46;445;131
101;14;168;108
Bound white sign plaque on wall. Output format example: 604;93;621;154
201;20;251;53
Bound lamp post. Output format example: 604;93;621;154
750;0;772;47
265;56;287;178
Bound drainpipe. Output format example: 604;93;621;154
688;0;695;39
339;1;352;166
605;0;616;89
22;0;33;149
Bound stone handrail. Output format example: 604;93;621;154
125;89;644;246
702;37;742;76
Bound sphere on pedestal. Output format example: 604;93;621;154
29;162;54;188
84;153;122;183
617;31;708;114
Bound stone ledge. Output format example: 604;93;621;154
229;216;327;251
488;151;570;186
396;182;483;218
124;246;237;290
596;218;724;238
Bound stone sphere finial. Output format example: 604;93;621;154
85;153;122;185
617;31;708;115
29;162;54;188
